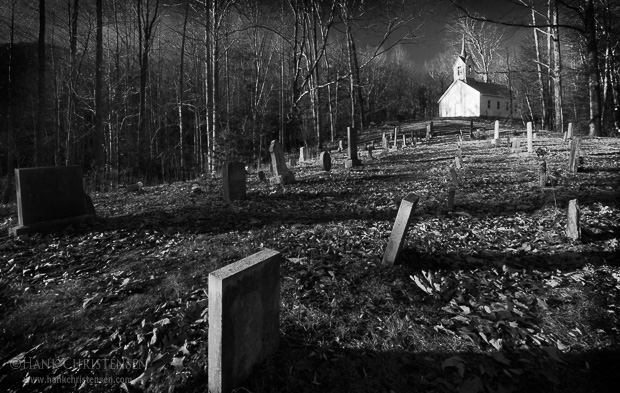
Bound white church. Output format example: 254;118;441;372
437;39;513;118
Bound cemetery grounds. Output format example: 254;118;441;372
0;119;619;393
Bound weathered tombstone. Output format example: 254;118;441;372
449;166;459;187
538;160;547;187
568;136;581;173
494;120;500;143
338;140;344;152
510;139;521;154
269;140;296;185
257;171;266;182
382;133;388;149
393;127;399;150
447;188;456;210
567;122;574;140
345;127;361;168
426;122;434;140
320;151;332;171
402;134;406;147
208;249;282;393
566;199;581;240
10;166;96;236
527;122;533;153
455;156;462;170
366;144;375;159
223;162;246;201
382;193;419;266
299;147;307;163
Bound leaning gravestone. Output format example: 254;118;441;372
382;193;419;265
223;162;246;201
566;199;580;240
208;249;282;393
269;140;296;185
10;166;96;236
345;127;361;168
449;166;459;188
568;137;582;174
320;151;332;171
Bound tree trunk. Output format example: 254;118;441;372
178;0;190;180
551;0;563;133
584;0;602;136
532;4;547;129
36;0;46;166
95;0;104;169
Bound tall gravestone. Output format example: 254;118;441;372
10;166;96;236
527;122;533;153
320;151;332;171
568;137;582;174
425;122;433;140
269;140;296;185
382;133;388;149
223;162;246;201
564;122;573;141
299;147;307;163
566;199;581;240
494;120;500;143
382;193;419;265
345;127;361;168
393;126;399;149
208;249;282;393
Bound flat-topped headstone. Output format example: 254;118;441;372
382;193;419;265
223;162;246;201
208;249;281;393
568;136;582;173
494;120;500;141
566;199;580;240
320;151;332;171
402;134;406;147
527;122;533;153
10;166;96;236
269;140;295;185
299;147;307;163
345;127;361;168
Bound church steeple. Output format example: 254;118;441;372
453;34;473;83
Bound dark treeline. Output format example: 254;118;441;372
0;0;619;197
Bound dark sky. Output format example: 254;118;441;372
406;0;527;64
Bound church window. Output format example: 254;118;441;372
497;101;500;110
487;100;491;109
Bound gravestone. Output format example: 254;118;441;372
393;126;399;149
382;193;419;266
494;120;500;141
208;249;282;393
223;162;246;201
510;139;521;154
366;144;374;159
566;199;580;240
402;134;406;147
299;147;307;163
382;133;388;149
469;119;474;135
345;127;361;168
527;122;533;153
449;166;459;187
338;140;344;152
10;166;96;236
257;171;266;182
269;140;296;185
538;160;547;187
320;151;332;171
425;122;433;140
454;156;462;170
447;188;456;210
568;136;581;173
564;122;573;141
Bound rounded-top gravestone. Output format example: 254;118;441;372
320;151;332;171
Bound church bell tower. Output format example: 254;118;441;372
453;35;474;82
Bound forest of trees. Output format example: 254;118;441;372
0;0;619;196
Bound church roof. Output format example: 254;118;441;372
465;79;511;97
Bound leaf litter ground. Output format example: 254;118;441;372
0;121;619;393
